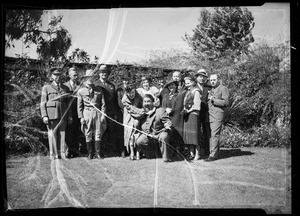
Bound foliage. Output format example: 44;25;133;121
184;7;255;60
68;48;91;63
141;48;196;70
5;10;44;48
5;10;72;63
220;124;291;148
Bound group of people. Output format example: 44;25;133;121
40;64;229;162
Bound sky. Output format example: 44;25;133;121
5;3;290;64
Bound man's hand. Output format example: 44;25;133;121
80;118;86;125
180;109;188;116
68;116;73;125
164;121;172;130
100;115;106;122
166;108;172;115
43;117;49;124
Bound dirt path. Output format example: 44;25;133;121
5;147;291;213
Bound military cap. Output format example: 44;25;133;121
195;69;208;77
50;67;62;75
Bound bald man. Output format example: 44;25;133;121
205;74;229;162
64;67;81;158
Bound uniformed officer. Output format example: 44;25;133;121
41;67;72;160
78;69;106;160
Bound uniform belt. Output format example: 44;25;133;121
84;107;95;111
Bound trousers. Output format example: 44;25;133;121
81;109;105;142
136;132;170;160
209;119;223;159
47;119;67;158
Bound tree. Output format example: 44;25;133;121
184;7;255;60
68;48;91;63
5;10;72;63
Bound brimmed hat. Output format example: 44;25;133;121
84;69;94;77
163;79;178;89
195;69;208;77
50;67;62;75
84;79;94;87
98;64;109;73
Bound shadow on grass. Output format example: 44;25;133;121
219;148;254;160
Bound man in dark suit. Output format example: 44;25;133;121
195;69;211;159
93;65;123;157
64;67;81;158
205;74;229;162
41;68;72;160
135;94;173;162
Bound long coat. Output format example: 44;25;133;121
93;79;121;117
169;82;186;137
121;91;144;151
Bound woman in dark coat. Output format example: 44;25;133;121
181;76;202;160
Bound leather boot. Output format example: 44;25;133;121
95;140;102;159
194;145;200;160
86;141;93;160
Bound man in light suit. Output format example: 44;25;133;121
205;74;229;162
64;67;81;158
135;94;173;162
41;68;72;160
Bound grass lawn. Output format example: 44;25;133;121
5;147;291;214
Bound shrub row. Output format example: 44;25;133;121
220;124;291;148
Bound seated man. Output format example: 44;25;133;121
135;94;172;162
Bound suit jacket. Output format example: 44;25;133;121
208;84;229;122
93;79;120;116
136;107;172;136
77;87;106;119
196;83;211;122
64;80;79;119
41;82;70;120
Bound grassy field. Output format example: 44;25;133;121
5;147;291;214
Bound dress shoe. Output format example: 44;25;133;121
121;151;126;158
163;158;172;163
66;152;72;159
204;157;217;162
94;153;102;159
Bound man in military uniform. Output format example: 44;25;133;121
77;69;106;160
93;65;123;157
64;67;81;158
205;74;229;162
195;69;211;159
41;67;72;160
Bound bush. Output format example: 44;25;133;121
220;124;291;148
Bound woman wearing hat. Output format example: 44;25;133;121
121;83;145;160
181;76;202;160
